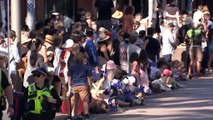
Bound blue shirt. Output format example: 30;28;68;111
85;39;98;67
69;63;92;87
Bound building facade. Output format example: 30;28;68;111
0;0;212;29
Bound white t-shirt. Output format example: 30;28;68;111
193;10;203;23
53;47;62;75
161;29;176;55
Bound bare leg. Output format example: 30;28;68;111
54;81;62;96
196;61;201;74
116;99;131;106
188;61;193;76
83;101;89;115
207;53;213;73
71;94;80;116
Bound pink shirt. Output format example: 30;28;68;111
132;69;149;87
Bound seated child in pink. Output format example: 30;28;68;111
131;61;151;95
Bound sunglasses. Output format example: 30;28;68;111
33;73;41;77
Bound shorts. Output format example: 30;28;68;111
71;86;89;102
189;45;203;62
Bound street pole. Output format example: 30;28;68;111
7;0;10;83
26;0;35;31
11;0;21;43
148;0;156;27
187;0;193;14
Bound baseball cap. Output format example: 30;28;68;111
163;69;172;76
85;28;94;36
32;67;48;76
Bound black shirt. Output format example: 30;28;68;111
145;36;161;62
1;70;10;90
95;0;114;20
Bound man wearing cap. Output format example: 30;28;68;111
9;30;21;92
85;28;99;69
161;23;177;62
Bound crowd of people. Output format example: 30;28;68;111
0;0;212;120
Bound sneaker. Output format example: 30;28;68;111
140;99;145;106
83;114;91;120
167;84;172;88
187;74;192;79
71;116;84;120
116;105;125;113
129;100;135;107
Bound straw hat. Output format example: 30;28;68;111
61;39;74;48
203;11;210;15
45;34;54;44
21;31;31;44
106;60;116;70
98;27;110;43
112;10;123;19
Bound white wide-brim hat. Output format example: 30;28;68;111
61;39;74;48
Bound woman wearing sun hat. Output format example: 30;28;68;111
97;27;111;67
58;39;74;85
112;10;123;26
23;36;46;88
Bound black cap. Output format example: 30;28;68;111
32;67;48;76
85;28;94;36
123;32;130;41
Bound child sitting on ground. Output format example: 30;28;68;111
131;61;152;104
171;60;187;81
109;69;136;111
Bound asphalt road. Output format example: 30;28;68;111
2;77;213;120
95;78;213;120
